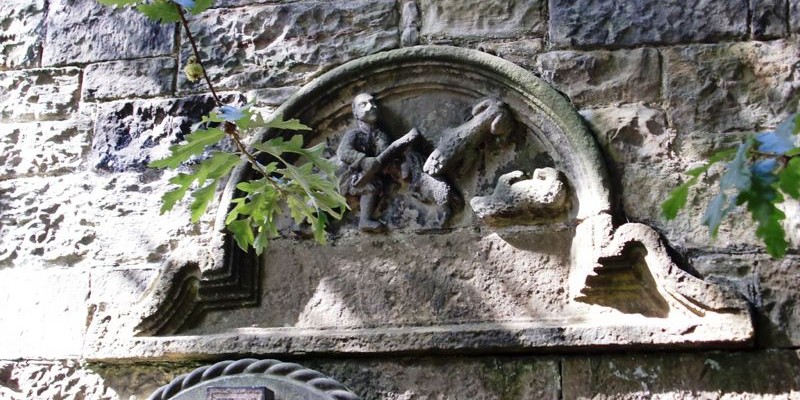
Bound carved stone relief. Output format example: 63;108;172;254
84;46;753;361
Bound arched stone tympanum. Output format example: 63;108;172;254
86;46;753;361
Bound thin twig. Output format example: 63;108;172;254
175;3;278;187
224;121;271;179
176;4;221;106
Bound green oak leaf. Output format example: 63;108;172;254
194;152;240;183
189;0;213;14
228;219;254;251
157;153;239;216
661;177;697;220
254;113;312;131
137;0;181;23
253;227;271;255
738;169;788;258
159;173;194;214
96;0;140;7
148;127;225;169
779;157;800;199
189;182;217;222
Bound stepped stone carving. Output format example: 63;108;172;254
86;46;754;362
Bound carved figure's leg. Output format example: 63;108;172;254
359;193;385;232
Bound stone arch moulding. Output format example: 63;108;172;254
85;46;753;361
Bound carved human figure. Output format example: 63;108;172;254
337;93;419;232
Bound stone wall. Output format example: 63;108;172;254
1;0;799;398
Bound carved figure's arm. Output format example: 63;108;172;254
336;130;366;167
354;128;421;188
375;130;391;154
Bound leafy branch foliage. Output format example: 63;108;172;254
98;0;213;21
100;0;348;254
662;113;800;258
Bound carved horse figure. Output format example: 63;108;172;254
423;98;516;177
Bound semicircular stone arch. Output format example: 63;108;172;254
240;45;612;222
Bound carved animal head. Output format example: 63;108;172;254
470;98;515;136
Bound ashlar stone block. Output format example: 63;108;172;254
751;0;790;39
0;360;118;399
0;68;80;122
83;57;176;102
549;0;748;48
792;0;800;33
536;48;661;106
693;254;800;348
92;95;241;172
306;357;561;400
563;351;800;398
663;40;800;136
580;104;673;165
178;0;398;93
618;159;776;252
0;119;91;178
42;0;174;66
0;172;209;271
0;269;90;359
89;267;159;306
475;39;544;71
0;0;45;70
419;0;546;40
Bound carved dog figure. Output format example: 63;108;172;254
470;168;569;226
423;98;515;177
401;151;463;225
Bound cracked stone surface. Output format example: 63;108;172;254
0;172;210;271
536;48;661;106
178;0;399;93
0;68;81;122
0;0;45;70
663;40;800;136
0;119;91;178
91;94;242;172
562;351;800;398
549;0;749;47
418;0;546;40
42;0;174;66
751;0;790;39
83;57;176;102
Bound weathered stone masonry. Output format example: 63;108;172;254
1;0;800;398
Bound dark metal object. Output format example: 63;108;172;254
148;359;360;400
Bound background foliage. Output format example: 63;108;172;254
662;113;800;258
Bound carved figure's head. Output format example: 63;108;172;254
352;93;378;124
